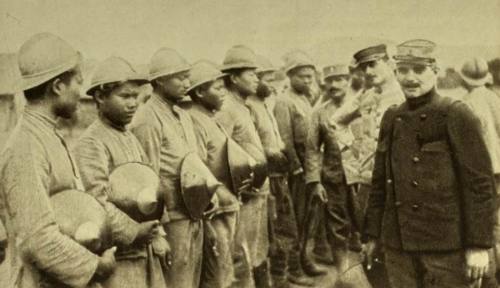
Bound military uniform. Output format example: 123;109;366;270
132;93;206;288
216;90;270;288
0;108;100;288
188;102;241;288
0;33;104;288
74;116;167;288
246;94;304;281
364;39;497;288
305;99;353;249
274;88;318;232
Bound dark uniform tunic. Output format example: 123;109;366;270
364;89;496;251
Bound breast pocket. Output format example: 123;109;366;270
419;140;457;196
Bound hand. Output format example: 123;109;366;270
134;220;160;245
215;186;238;208
96;246;117;278
268;149;288;166
309;183;327;203
151;235;172;270
465;248;490;287
363;239;377;270
237;175;254;195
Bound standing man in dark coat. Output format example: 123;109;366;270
363;39;497;288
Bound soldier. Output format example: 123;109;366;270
131;48;224;288
347;44;405;225
488;58;500;97
215;45;270;288
246;55;313;287
0;33;117;288
304;64;357;273
274;50;327;276
74;56;168;288
363;39;497;288
185;60;243;288
458;57;500;273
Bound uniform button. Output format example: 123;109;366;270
412;204;419;211
387;179;393;184
420;114;427;120
412;180;418;187
395;201;402;207
413;156;420;163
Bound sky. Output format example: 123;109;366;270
0;0;499;67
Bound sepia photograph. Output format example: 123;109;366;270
0;0;499;287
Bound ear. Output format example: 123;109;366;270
229;74;238;85
94;90;106;106
195;88;204;98
50;78;65;96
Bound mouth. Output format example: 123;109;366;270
402;84;420;90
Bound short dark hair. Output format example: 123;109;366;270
23;69;78;103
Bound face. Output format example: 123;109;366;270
396;63;437;98
256;71;276;99
359;59;393;86
231;69;258;96
324;74;350;101
52;66;83;119
198;78;227;111
289;66;315;95
97;81;141;127
156;71;191;101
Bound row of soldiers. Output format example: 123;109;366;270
0;31;499;288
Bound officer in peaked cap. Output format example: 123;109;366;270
132;48;225;288
216;45;273;287
363;39;498;287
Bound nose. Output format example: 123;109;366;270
127;97;138;110
183;78;191;90
403;69;417;81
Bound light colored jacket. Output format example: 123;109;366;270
0;108;98;288
463;86;500;174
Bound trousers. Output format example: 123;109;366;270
385;247;497;288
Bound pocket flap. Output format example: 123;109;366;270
421;140;449;152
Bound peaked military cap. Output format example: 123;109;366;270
353;44;387;66
323;64;350;80
393;39;437;65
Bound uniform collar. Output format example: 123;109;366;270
152;92;183;116
24;105;59;130
191;102;216;117
406;88;437;110
227;89;248;107
98;113;127;132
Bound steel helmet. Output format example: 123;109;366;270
87;56;149;95
256;54;276;74
458;57;491;87
149;48;190;81
282;50;315;74
187;60;226;93
221;45;258;72
18;32;81;90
